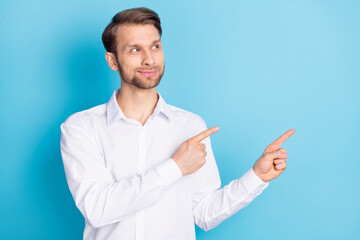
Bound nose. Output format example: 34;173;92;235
142;50;155;66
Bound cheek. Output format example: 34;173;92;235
156;52;165;65
120;58;139;72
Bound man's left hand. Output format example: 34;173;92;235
253;129;295;182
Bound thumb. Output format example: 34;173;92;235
265;150;287;161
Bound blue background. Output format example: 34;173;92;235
1;0;359;239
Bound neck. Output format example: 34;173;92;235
116;84;158;126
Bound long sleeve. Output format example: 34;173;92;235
192;118;269;231
60;115;183;228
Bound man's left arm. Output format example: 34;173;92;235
192;118;294;231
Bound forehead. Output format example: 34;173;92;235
115;24;161;47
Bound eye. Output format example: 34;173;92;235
130;48;140;52
152;45;159;49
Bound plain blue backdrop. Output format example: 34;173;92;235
1;0;359;239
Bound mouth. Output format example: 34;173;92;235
137;69;158;77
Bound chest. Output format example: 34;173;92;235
95;118;197;181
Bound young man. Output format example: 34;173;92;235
60;7;294;240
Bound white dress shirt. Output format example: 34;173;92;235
60;89;269;240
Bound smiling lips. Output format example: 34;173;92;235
138;69;158;77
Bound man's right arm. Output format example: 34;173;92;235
60;115;182;228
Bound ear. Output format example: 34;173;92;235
105;52;119;70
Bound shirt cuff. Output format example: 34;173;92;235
240;168;269;197
155;158;183;187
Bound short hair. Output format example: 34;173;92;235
102;7;162;54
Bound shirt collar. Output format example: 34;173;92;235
106;89;174;126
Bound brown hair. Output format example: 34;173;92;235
102;7;162;54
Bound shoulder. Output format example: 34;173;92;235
167;104;207;129
61;103;107;129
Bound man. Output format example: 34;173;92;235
60;7;295;240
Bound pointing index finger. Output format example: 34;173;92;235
189;127;220;143
264;129;295;153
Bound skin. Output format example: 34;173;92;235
105;24;165;125
252;129;295;182
104;23;295;180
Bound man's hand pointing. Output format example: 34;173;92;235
253;129;295;182
172;127;220;176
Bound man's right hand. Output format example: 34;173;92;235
172;127;220;176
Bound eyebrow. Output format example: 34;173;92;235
123;38;161;51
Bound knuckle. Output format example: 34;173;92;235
267;145;276;152
279;148;287;153
279;149;287;156
277;151;286;158
188;142;196;149
278;163;286;170
201;151;207;157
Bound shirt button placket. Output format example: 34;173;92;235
136;125;146;240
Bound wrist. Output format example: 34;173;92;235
252;167;267;183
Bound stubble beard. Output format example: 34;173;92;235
117;59;165;90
